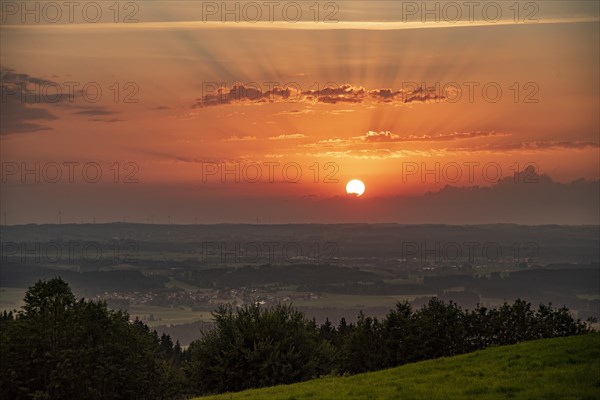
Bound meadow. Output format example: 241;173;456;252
195;333;600;400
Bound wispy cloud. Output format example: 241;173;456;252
458;141;600;153
300;131;599;158
74;108;115;116
7;17;597;31
276;109;315;116
300;149;437;159
268;134;306;140
225;135;257;142
358;130;506;143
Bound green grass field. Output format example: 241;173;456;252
195;333;600;400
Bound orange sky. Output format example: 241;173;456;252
1;1;599;224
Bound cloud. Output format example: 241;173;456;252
268;134;306;140
0;99;57;135
301;138;347;149
89;118;124;123
225;135;257;141
317;138;346;144
1;68;58;91
0;67;62;135
398;166;600;224
193;83;449;108
0;68;122;134
195;83;299;107
360;131;401;142
357;130;505;143
276;109;315;116
74;108;115;116
302;131;503;150
302;84;367;104
302;131;598;157
127;149;225;164
462;141;600;152
301;148;435;159
325;109;356;115
409;168;598;224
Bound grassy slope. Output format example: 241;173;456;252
195;333;600;400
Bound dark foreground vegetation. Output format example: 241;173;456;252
0;278;592;399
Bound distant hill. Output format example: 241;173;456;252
194;333;600;400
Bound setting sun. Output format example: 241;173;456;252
346;180;366;197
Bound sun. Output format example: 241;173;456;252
346;179;366;197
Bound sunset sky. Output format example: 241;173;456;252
1;1;599;224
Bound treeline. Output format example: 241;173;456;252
0;263;166;295
0;278;591;399
299;267;600;298
187;299;590;393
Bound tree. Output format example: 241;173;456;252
338;312;384;374
381;301;416;366
186;303;333;394
0;278;184;400
412;298;467;359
